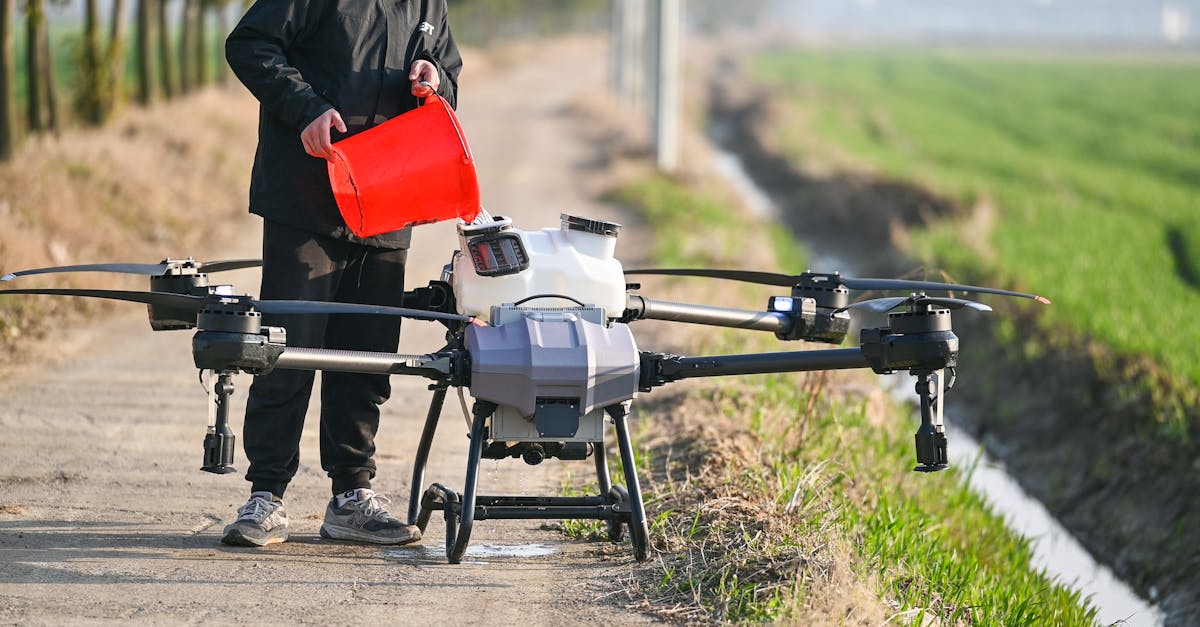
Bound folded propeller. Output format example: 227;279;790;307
0;288;471;323
1;257;262;281
837;295;993;315
625;268;1050;305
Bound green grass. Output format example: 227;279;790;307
747;49;1200;388
614;175;1098;624
754;376;1095;625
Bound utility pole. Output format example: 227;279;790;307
643;0;659;137
613;0;645;110
611;0;682;172
611;0;623;96
653;0;681;172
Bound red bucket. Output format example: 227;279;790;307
328;94;481;238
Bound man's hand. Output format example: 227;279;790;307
410;59;440;97
301;109;347;160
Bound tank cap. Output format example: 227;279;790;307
561;214;621;238
458;215;512;238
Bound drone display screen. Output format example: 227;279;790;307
468;233;530;277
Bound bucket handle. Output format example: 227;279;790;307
420;93;473;164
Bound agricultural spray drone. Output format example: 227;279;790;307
0;214;1048;563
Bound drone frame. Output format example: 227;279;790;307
0;261;1045;563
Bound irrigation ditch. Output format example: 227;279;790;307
705;70;1198;625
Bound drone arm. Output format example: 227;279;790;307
272;348;456;380
640;348;868;389
623;295;794;335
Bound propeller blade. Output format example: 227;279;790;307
0;289;472;323
838;277;1049;304
840;296;910;314
196;259;263;274
1;258;264;282
624;268;1050;304
915;296;992;312
2;263;173;281
839;295;993;314
624;268;798;287
0;288;206;309
252;299;471;323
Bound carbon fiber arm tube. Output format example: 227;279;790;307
625;294;792;334
643;348;868;388
273;347;453;379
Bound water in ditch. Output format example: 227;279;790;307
711;143;1164;626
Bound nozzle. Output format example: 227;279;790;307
201;371;238;474
201;424;237;474
914;423;948;473
521;443;547;466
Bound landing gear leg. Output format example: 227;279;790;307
409;385;448;526
447;400;495;564
594;432;626;542
608;403;649;561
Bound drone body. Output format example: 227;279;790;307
0;213;1049;563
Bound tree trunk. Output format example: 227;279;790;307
0;0;14;160
157;0;175;98
214;0;228;84
135;0;154;104
41;11;57;134
77;0;105;125
194;0;207;86
25;0;45;132
106;0;128;114
178;0;195;93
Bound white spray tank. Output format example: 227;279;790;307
451;214;627;321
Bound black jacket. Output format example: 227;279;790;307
226;0;462;248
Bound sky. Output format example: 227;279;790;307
769;0;1199;46
40;0;1200;48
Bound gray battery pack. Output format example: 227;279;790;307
467;306;640;442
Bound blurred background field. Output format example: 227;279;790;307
749;47;1200;385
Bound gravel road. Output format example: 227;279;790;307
0;38;659;625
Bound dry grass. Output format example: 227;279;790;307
624;384;888;625
0;88;260;356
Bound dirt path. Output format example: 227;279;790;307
0;38;658;624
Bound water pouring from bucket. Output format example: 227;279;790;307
327;91;481;239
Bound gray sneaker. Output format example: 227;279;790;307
320;489;421;545
221;492;289;547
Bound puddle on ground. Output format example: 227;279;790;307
384;543;557;564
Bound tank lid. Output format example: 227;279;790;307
458;215;512;238
561;214;621;238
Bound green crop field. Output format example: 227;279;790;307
747;49;1200;390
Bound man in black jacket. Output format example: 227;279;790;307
221;0;462;547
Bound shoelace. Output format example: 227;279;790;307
237;496;277;523
354;493;396;523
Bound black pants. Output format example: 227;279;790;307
243;220;408;498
